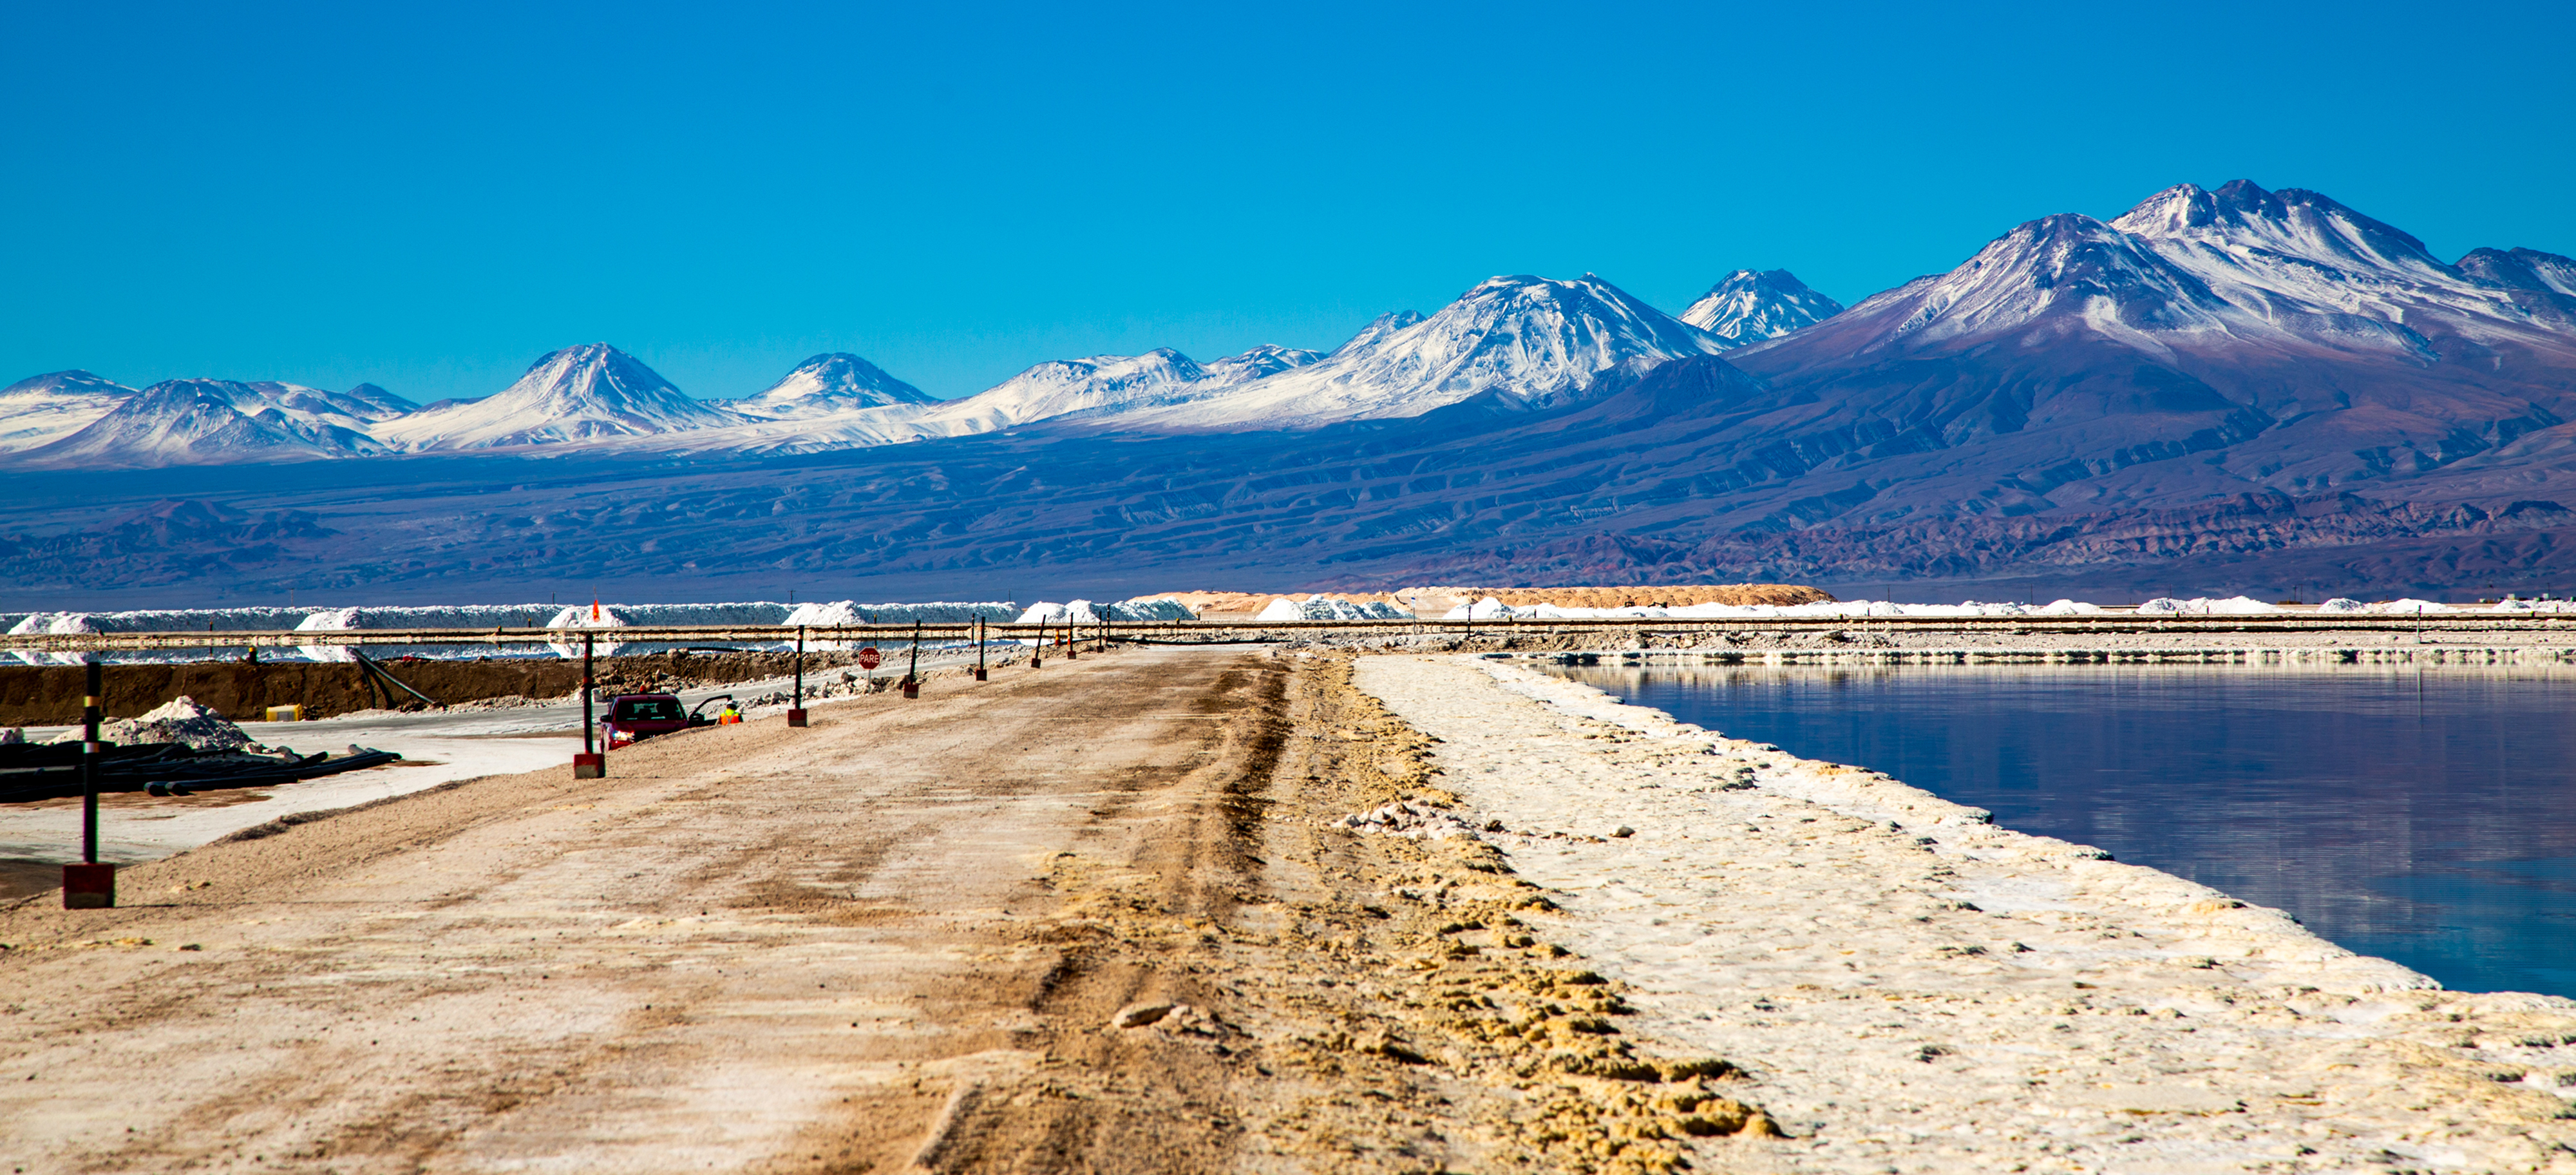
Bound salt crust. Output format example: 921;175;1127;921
1351;654;2576;1174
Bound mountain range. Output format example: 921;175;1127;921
0;267;1812;466
5;178;2575;602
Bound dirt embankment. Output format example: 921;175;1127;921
0;649;858;725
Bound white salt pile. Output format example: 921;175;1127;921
47;696;256;752
1255;596;1410;621
1014;598;1195;624
2134;595;2278;614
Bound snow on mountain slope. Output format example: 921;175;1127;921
1864;211;2250;352
730;353;936;418
1737;180;2576;370
911;348;1214;433
1199;343;1324;385
2459;247;2576;298
0;371;135;454
594;342;1336;456
2107;180;2576;350
258;381;417;421
1679;269;1844;344
1105;274;1728;431
22;379;395;468
375;343;739;450
1327;310;1426;358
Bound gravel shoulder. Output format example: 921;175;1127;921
1350;654;2576;1174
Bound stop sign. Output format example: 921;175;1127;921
857;646;882;669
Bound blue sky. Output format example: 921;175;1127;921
4;1;2570;403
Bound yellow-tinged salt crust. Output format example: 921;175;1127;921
1352;654;2576;1174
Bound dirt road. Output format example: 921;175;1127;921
2;648;1781;1174
0;647;1294;1172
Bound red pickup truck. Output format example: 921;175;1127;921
597;693;733;749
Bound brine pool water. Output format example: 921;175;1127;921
1550;664;2576;999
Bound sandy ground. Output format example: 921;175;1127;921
9;642;2570;1172
0;647;1267;1172
1350;654;2576;1173
1;646;1776;1174
0;652;1018;901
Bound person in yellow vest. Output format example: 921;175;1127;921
717;700;743;725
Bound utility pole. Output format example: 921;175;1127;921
789;626;808;727
574;631;604;778
62;660;113;908
902;620;922;698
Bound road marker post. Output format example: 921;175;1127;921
62;660;113;909
788;626;808;727
573;631;605;778
974;616;988;681
902;621;922;698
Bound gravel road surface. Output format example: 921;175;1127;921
0;647;1283;1172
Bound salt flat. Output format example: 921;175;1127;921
1352;654;2576;1174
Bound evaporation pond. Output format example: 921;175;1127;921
1554;663;2576;999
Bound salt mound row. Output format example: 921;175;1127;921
1437;597;2107;620
9;607;313;665
1255;596;1409;621
11;599;1039;664
551;600;1028;656
2316;597;2576;615
2134;596;2279;615
783;600;1021;626
1014;598;1195;624
296;604;565;662
46;696;257;752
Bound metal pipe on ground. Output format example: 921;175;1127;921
350;649;440;709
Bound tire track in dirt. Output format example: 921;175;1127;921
0;647;1272;1173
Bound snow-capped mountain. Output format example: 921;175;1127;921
1105;274;1729;432
0;371;135;454
2108;180;2576;350
1327;310;1426;358
913;348;1213;434
1198;344;1324;385
23;379;397;468
375;343;739;450
584;342;1338;457
2459;247;2576;298
257;381;416;422
1679;270;1844;344
730;353;936;418
1738;180;2576;372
